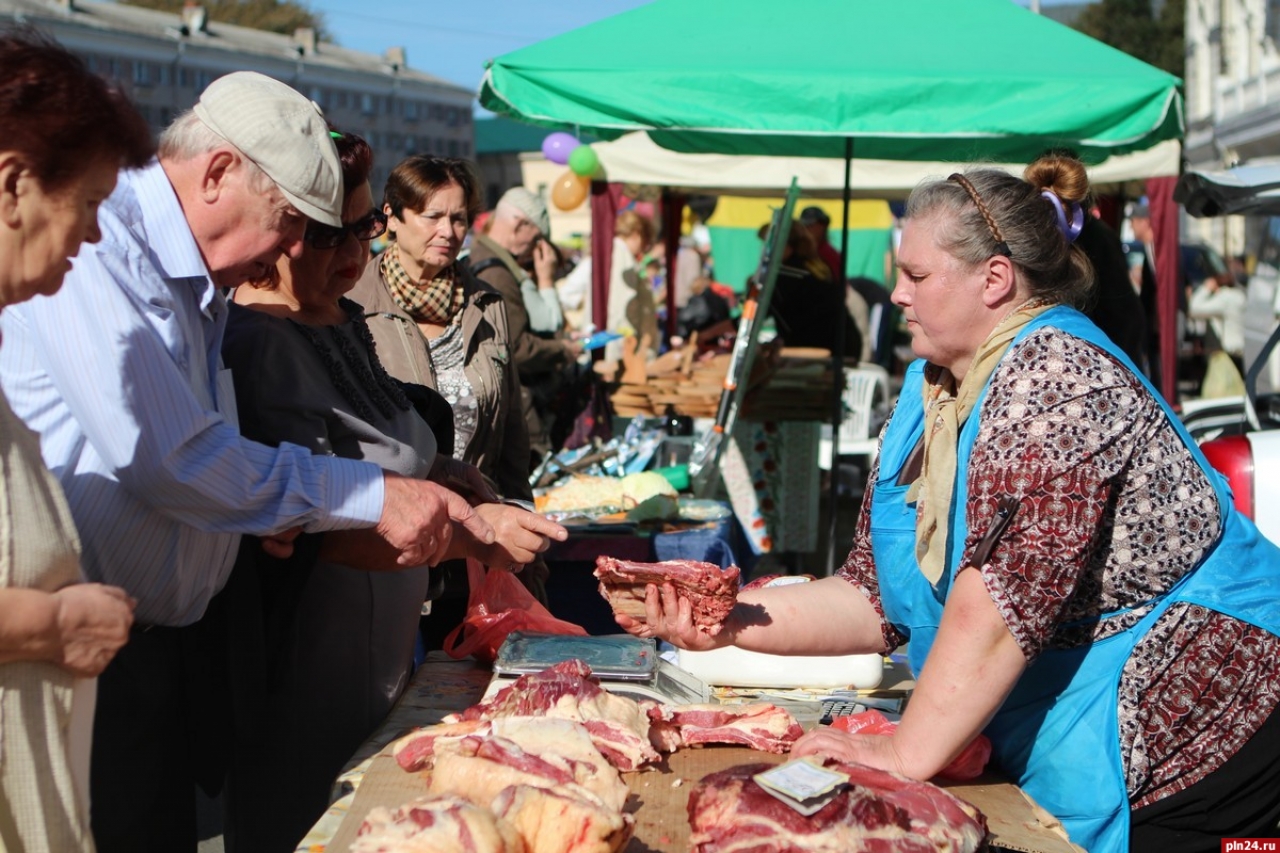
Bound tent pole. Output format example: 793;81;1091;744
825;138;853;575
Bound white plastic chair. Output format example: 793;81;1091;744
819;363;890;470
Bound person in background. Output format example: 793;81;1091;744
604;210;659;361
799;205;844;282
0;70;492;853
1076;209;1148;370
0;29;149;853
349;156;544;648
622;153;1280;852
468;188;582;469
221;132;564;852
675;275;732;340
764;220;861;359
1189;272;1247;375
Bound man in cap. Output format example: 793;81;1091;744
469;187;582;467
0;71;497;853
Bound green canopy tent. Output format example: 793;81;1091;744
479;0;1184;569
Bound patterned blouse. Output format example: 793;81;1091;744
427;319;479;460
839;327;1280;808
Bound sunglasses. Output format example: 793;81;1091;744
304;209;388;250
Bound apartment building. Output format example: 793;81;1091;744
1;0;475;193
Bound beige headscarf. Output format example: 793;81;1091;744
906;298;1053;584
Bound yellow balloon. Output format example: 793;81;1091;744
551;170;590;211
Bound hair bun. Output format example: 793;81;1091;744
1024;152;1090;206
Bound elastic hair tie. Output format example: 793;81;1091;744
1040;190;1084;243
330;130;343;139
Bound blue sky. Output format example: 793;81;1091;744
309;0;1080;97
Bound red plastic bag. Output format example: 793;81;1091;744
442;559;587;664
830;710;992;781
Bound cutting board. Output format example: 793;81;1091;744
326;745;1081;853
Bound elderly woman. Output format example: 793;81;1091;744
618;153;1280;852
350;156;547;643
350;156;529;501
221;133;564;853
0;29;150;852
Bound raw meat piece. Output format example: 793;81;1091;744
445;660;659;771
391;719;489;772
493;784;634;853
594;557;740;634
687;762;988;853
646;703;804;754
428;735;611;812
352;795;525;853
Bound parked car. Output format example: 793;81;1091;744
1174;166;1280;545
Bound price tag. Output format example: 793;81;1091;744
753;759;849;816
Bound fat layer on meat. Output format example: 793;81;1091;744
353;795;525;853
593;557;739;634
493;784;634;853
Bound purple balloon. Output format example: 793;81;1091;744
542;132;580;165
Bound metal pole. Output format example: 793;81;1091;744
824;138;853;575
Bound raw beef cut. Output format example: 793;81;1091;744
646;703;804;754
352;795;524;853
445;660;659;770
594;557;739;634
686;762;988;853
493;783;634;853
428;735;612;811
391;719;488;771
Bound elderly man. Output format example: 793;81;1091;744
0;72;495;853
470;187;582;467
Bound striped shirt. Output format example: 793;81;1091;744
0;160;384;627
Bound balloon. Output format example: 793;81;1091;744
541;132;579;165
551;170;590;211
568;144;600;177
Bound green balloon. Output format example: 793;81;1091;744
568;145;600;177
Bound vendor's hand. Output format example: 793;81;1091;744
533;239;558;287
450;503;567;570
790;728;910;776
430;456;499;505
260;526;302;559
378;473;494;566
614;581;729;651
50;583;136;678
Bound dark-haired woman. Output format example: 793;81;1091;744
616;153;1280;853
220;134;563;853
0;27;152;853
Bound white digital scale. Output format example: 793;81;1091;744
481;631;711;706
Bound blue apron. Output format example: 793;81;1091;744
871;306;1280;853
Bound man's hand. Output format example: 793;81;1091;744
377;473;494;566
430;456;499;505
449;503;567;569
260;526;302;559
50;584;136;678
533;239;558;288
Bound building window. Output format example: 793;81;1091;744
336;90;348;109
460;141;470;158
361;93;375;115
179;67;192;88
447;139;459;157
446;106;459;127
133;62;152;87
1269;0;1280;46
404;101;418;121
195;69;211;93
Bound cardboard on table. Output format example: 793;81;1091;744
327;743;1083;853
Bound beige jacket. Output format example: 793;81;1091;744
349;261;532;502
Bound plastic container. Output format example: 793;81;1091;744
677;646;884;690
652;464;690;491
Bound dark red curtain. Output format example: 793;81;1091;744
589;182;624;334
1146;176;1180;403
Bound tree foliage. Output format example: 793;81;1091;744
122;0;331;42
1075;0;1185;79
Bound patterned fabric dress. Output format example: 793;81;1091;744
840;327;1280;807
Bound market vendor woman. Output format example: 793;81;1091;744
619;153;1280;852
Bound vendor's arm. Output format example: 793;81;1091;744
792;567;1026;778
0;584;135;677
617;452;896;656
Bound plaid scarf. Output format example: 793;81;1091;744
379;241;466;325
